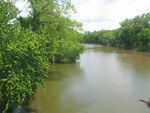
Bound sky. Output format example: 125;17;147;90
71;0;150;31
15;0;29;17
16;0;150;32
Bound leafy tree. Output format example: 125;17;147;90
17;0;75;31
83;13;150;51
0;0;18;24
0;0;84;113
0;25;49;113
17;16;33;29
17;0;84;63
136;28;150;50
117;13;150;49
83;30;116;46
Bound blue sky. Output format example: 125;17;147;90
16;0;150;31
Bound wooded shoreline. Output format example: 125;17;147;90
83;13;150;52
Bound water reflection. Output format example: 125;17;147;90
30;44;150;113
13;108;36;113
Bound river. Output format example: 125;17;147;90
30;44;150;113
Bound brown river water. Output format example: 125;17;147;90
30;44;150;113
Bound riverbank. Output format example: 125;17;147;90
83;13;150;52
84;43;150;52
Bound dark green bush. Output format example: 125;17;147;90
0;24;49;113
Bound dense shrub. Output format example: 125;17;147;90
0;24;49;113
0;0;84;112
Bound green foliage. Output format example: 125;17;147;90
83;13;150;51
0;24;49;113
0;0;18;24
117;13;150;50
55;39;84;63
18;0;84;63
17;16;33;29
83;30;116;46
21;0;76;31
0;0;84;113
136;28;150;51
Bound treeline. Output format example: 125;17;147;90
83;13;150;51
0;0;84;113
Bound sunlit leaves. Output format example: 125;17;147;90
0;0;84;113
0;25;49;113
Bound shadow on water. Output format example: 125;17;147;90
47;63;85;81
47;71;66;81
13;108;36;113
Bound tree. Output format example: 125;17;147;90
0;1;50;112
17;0;76;31
136;28;150;50
0;0;18;24
117;13;150;49
18;0;84;63
83;13;150;51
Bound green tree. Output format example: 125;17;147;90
117;13;150;49
84;13;150;51
136;28;150;50
0;1;48;112
18;0;84;63
0;0;18;24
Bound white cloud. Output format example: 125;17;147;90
71;0;150;31
15;0;30;17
